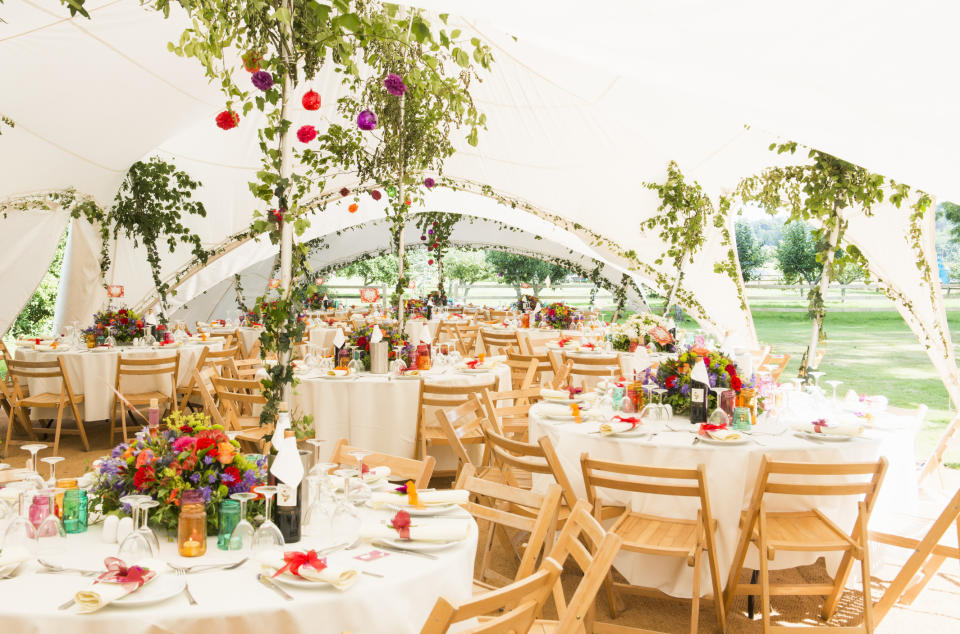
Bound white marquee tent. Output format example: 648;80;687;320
1;0;958;402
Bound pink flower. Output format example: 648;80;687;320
296;125;317;143
172;436;196;453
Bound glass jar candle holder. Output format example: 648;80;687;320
217;499;240;551
177;490;207;557
62;489;88;534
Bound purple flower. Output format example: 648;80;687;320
200;486;212;502
251;70;273;91
111;444;126;458
424;177;435;189
189;472;200;484
680;383;691;397
203;454;214;465
357;109;378;130
384;73;407;96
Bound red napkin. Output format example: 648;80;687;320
466;359;481;369
699;422;728;435
391;510;412;539
582;342;596;349
810;418;828;433
557;337;572;347
96;557;154;591
271;550;327;578
613;415;641;430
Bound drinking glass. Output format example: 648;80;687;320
809;371;825;387
36;488;66;557
827;380;843;401
389;345;407;374
118;495;152;562
137;499;160;557
303;473;335;538
20;444;47;490
40;456;64;487
228;492;258;551
3;487;38;555
330;467;361;543
251;486;285;554
349;450;374;503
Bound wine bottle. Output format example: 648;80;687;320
273;429;302;543
689;357;709;424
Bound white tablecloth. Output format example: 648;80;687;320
14;343;221;421
0;507;477;634
308;327;338;352
528;394;919;597
236;327;263;354
294;363;511;463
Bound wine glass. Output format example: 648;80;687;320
708;387;729;425
303;473;335;539
330;467;361;544
389;345;407;374
228;492;258;551
36;488;66;556
137;499;160;557
809;371;825;387
306;438;325;473
826;380;843;401
3;487;38;555
40;456;64;487
118;495;152;562
349;450;373;503
251;486;285;554
20;444;47;490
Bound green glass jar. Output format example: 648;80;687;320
62;489;88;534
217;499;240;550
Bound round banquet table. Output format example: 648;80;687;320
0;506;477;634
528;392;920;598
209;326;262;354
293;360;512;464
14;341;222;422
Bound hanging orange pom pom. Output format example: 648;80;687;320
348;203;359;213
242;51;262;73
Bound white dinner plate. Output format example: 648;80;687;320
797;431;854;442
542;396;587;405
697;435;750;446
113;574;186;607
269;570;335;589
375;537;461;552
607;428;648;438
88;347;115;353
386;503;460;516
457;368;492;374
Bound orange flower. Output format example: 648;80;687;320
216;441;237;465
167;488;180;506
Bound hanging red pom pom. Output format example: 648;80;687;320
370;190;382;201
296;125;317;143
215;110;239;130
348;203;359;213
404;199;411;206
420;235;426;241
428;259;434;265
302;90;321;111
340;187;350;197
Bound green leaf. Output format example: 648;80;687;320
336;13;361;33
450;29;461;38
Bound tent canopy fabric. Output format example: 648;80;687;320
0;1;956;400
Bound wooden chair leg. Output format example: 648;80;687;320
691;544;702;634
748;569;758;619
109;398;117;446
901;554;946;605
823;550;855;620
858;510;875;634
52;399;65;456
2;403;16;458
120;405;129;444
758;506;772;633
704;520;727;632
603;568;619;619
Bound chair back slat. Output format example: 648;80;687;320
483;427;579;510
330;438;435;489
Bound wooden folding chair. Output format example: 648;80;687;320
416;379;496;472
531;499;624;634
5;358;87;456
870;485;960;621
238;332;262;361
420;558;561;634
480;329;522;357
455;463;562;590
918;412;958;490
192;367;224;427
763;353;790;381
504;349;553;389
207;331;235;350
229;357;265;382
488;310;510;322
110;353;179;445
482;366;543;439
213;375;271;451
178;345;240;411
580;454;726;633
329;438;435;488
453;323;481;357
437;398;496;479
551;360;573;391
560;351;622;390
724;455;888;633
750;345;772;373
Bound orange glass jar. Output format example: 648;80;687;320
177;490;207;557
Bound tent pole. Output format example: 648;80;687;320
395;10;413;331
278;0;294;401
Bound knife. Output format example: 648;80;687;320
372;542;438;560
257;573;294;600
58;598;75;611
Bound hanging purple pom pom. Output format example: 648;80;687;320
357;110;378;130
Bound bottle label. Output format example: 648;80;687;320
691;388;705;403
277;483;297;507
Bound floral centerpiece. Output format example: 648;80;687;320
652;346;756;414
346;323;410;370
513;294;538;311
611;312;676;352
83;307;145;344
250;299;305;325
304;290;329;311
541;302;576;330
404;298;426;317
91;411;267;533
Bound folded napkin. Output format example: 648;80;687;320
262;550;358;591
0;545;30;575
540;388;571;400
697;423;742;441
793;421;863;437
360;518;470;543
538;403;586;419
74;558;158;614
370;325;384;344
329;466;391;490
333;327;346;348
598;417;641;436
370;489;469;508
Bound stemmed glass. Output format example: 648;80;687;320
228;492;258;551
36;488;66;557
808;371;825;387
251;486;285;554
137;499;160;557
331;467;361;543
349;450;374;502
40;456;64;487
389;345;407;374
304;466;337;538
3;486;38;555
708;386;729;425
20;444;47;490
826;380;843;401
118;495;152;562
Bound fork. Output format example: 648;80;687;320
167;558;248;575
175;568;198;606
